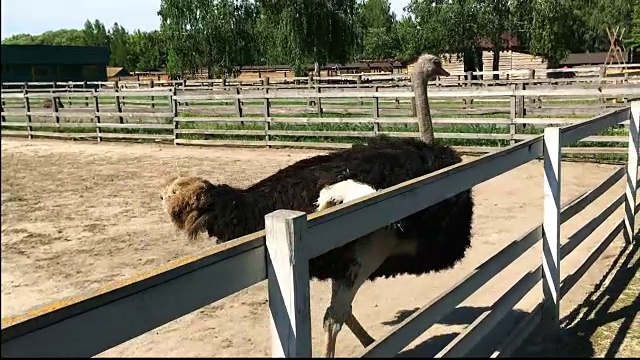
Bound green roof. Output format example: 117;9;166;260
1;45;110;65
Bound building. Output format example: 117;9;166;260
106;66;132;81
1;45;110;83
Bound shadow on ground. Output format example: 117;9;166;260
378;233;639;358
515;237;639;358
378;305;530;357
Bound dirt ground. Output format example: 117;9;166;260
0;137;634;357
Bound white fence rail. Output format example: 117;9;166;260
1;103;638;357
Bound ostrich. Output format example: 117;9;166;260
160;53;474;357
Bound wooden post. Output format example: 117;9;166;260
172;87;179;145
23;89;32;139
542;127;561;331
356;74;363;106
509;84;517;145
83;81;89;107
465;71;473;107
52;94;60;126
373;85;380;135
265;210;312;358
235;86;244;126
316;86;323;117
114;81;123;124
528;70;536;106
150;80;155;109
264;77;271;147
624;102;640;243
598;66;606;104
308;75;314;106
94;93;101;142
0;96;5;123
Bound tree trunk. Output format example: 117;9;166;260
492;46;501;81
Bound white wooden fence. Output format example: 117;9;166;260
1;102;638;357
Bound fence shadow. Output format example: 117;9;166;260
384;306;529;357
515;237;639;358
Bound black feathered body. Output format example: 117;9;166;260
204;135;474;283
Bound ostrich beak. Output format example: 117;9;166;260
437;66;450;77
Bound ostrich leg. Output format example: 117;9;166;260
345;313;375;347
322;231;396;357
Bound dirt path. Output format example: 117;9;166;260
1;137;631;357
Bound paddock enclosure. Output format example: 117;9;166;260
2;99;638;357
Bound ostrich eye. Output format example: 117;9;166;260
434;59;441;66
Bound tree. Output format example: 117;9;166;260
82;20;109;47
527;0;573;67
109;23;130;68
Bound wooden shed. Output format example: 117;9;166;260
1;45;109;83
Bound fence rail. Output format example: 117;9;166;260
1;102;638;358
2;86;639;155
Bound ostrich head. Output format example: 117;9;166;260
160;176;216;241
411;53;450;144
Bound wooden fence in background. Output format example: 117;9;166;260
1;102;638;358
2;84;640;156
2;63;640;92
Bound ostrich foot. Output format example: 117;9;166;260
322;304;350;358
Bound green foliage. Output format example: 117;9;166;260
2;0;637;75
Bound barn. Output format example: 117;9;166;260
0;45;110;83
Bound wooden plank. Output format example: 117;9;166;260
172;87;640;102
490;303;542;358
514;134;628;143
435;267;542;357
383;131;513;140
562;194;624;258
28;131;96;138
560;107;630;146
265;210;312;357
560;219;623;299
561;147;629;154
303;136;544;260
560;167;625;224
174;138;268;147
96;133;174;140
96;123;174;130
624;102;639;243
173;117;511;125
175;129;265;136
0;232;267;358
266;141;353;149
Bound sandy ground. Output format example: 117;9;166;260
1;137;633;357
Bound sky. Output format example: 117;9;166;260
1;0;411;40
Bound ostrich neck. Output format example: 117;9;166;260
413;75;434;144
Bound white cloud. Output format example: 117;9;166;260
1;0;410;40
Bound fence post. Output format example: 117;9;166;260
171;87;178;145
94;92;101;142
23;89;32;139
624;102;640;243
373;85;380;135
542;127;561;331
509;84;517;145
263;77;271;147
265;209;312;358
